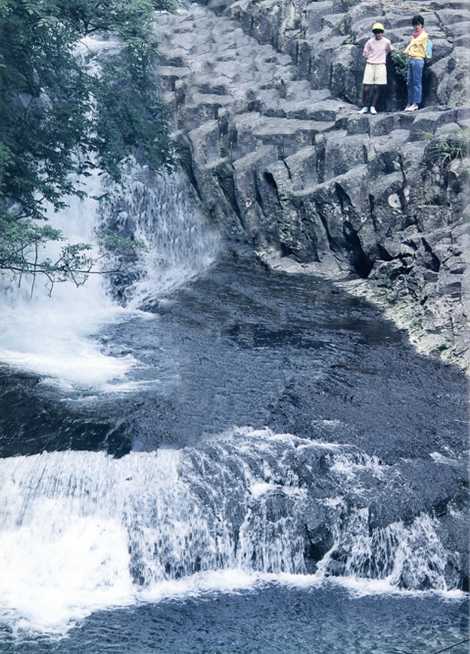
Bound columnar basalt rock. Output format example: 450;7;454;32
154;1;469;368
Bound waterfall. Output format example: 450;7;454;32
0;428;459;634
101;165;220;307
322;508;461;592
0;169;134;389
0;165;219;389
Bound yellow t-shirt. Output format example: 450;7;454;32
404;30;428;59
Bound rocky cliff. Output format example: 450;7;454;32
154;0;469;368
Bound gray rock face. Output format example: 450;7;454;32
154;1;469;368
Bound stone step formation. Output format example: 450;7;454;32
153;1;469;369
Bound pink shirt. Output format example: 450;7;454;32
363;36;392;64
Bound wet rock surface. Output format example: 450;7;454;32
154;1;469;368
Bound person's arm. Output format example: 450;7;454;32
421;32;429;58
363;39;371;58
386;39;392;53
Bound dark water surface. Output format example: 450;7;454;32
1;258;466;462
0;583;468;654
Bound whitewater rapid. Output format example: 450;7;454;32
0;167;219;390
0;428;461;635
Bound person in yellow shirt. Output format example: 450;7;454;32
404;15;428;111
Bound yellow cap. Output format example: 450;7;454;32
372;22;385;31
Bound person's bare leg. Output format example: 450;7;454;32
359;85;371;112
370;85;381;113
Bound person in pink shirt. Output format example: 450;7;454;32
359;23;392;115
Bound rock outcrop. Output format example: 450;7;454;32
153;0;469;368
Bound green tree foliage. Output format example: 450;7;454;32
94;35;173;182
0;0;174;286
391;50;408;81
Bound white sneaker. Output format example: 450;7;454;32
370;106;377;115
358;106;369;114
409;104;419;112
404;105;412;111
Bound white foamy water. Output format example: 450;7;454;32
0;442;299;633
0;165;219;389
0;171;134;389
0;428;460;635
331;508;460;592
103;166;220;307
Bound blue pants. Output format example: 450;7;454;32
407;58;424;106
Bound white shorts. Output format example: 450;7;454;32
363;63;387;85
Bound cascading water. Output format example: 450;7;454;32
101;165;220;307
0;164;219;390
324;508;461;592
0;169;134;389
0;428;460;634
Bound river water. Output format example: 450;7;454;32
0;167;467;651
